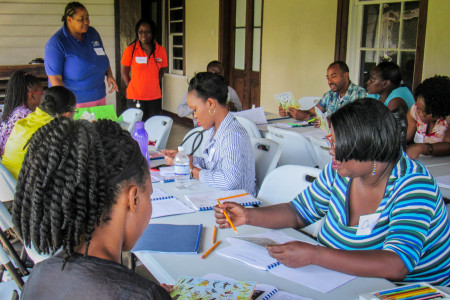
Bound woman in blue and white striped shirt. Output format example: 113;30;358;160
214;98;450;285
164;72;256;195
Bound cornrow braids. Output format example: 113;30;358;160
61;2;85;23
12;118;148;268
2;70;40;122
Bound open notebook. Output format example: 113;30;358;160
151;188;195;218
184;189;260;211
216;230;355;293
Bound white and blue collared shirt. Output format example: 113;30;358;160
193;113;257;195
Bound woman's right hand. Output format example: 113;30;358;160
213;202;247;228
279;105;289;117
161;149;178;165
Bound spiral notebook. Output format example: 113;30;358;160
184;189;260;211
151;188;195;218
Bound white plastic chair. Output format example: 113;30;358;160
250;137;281;189
298;96;321;110
0;163;15;203
257;165;324;237
144;116;173;150
181;127;206;157
266;125;318;168
234;116;262;138
119;108;143;133
309;136;332;169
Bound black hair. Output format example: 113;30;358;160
414;75;450;119
206;60;223;72
39;86;76;117
330;98;401;163
373;62;402;88
329;61;349;73
2;71;41;122
130;18;157;62
12;118;148;268
61;2;86;23
188;72;228;106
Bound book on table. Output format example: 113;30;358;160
150;188;195;218
184;189;260;211
216;230;356;293
132;223;202;254
170;275;256;300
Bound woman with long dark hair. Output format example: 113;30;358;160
121;18;168;121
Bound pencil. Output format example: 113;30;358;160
217;193;249;201
201;241;221;259
375;285;422;296
217;200;238;234
212;226;217;243
307;118;316;123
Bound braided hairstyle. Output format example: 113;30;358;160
414;75;450;119
61;2;86;23
2;70;40;122
12;118;148;267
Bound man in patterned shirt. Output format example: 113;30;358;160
279;61;366;121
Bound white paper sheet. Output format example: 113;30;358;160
232;107;268;125
436;174;450;188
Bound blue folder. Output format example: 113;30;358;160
132;223;203;254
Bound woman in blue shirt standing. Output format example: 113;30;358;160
45;2;118;108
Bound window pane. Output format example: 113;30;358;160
361;4;379;48
359;50;377;88
170;0;182;9
400;52;416;91
401;2;419;49
380;3;401;49
173;47;183;58
252;28;261;72
379;50;398;64
170;9;183;21
254;0;262;27
173;59;183;70
170;22;183;33
236;0;246;27
173;36;183;46
234;28;246;70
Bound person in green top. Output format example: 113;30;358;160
2;86;76;178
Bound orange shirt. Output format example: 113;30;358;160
121;42;168;100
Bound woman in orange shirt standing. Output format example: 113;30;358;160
121;18;168;121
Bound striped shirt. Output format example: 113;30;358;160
317;82;367;116
291;151;450;285
193;113;257;195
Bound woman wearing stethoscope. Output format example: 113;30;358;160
121;18;168;121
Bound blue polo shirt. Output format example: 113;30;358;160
45;25;110;103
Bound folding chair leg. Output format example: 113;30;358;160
0;230;28;276
3;261;24;290
10;289;19;300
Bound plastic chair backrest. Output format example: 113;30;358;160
257;165;324;237
119;108;143;133
144;116;173;149
309;136;332;169
234;116;262;138
0;163;15;203
266;125;318;167
298;96;321;110
181;127;206;157
250;137;281;189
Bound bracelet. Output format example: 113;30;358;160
426;143;433;156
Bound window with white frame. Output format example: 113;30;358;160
168;0;184;75
347;0;420;91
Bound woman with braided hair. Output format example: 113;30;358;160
14;118;172;299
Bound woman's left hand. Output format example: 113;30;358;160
406;143;427;159
107;76;118;93
266;241;317;268
161;149;178;165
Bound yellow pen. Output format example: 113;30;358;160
217;200;238;234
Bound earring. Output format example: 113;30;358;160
372;161;377;175
208;107;216;116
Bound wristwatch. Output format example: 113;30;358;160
426;143;433;156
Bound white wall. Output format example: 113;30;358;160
0;0;116;106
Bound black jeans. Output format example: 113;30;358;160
127;98;162;121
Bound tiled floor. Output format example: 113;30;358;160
165;120;193;150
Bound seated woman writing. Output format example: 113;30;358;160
367;62;415;111
406;75;450;159
214;98;450;285
14;119;172;299
164;72;256;195
2;86;76;178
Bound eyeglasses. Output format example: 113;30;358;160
138;30;151;35
69;109;79;114
325;134;335;149
28;91;44;95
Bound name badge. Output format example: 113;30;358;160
356;213;381;236
414;132;425;144
136;56;147;64
207;148;216;163
94;47;105;55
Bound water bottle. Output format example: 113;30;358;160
174;146;190;189
132;121;149;164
